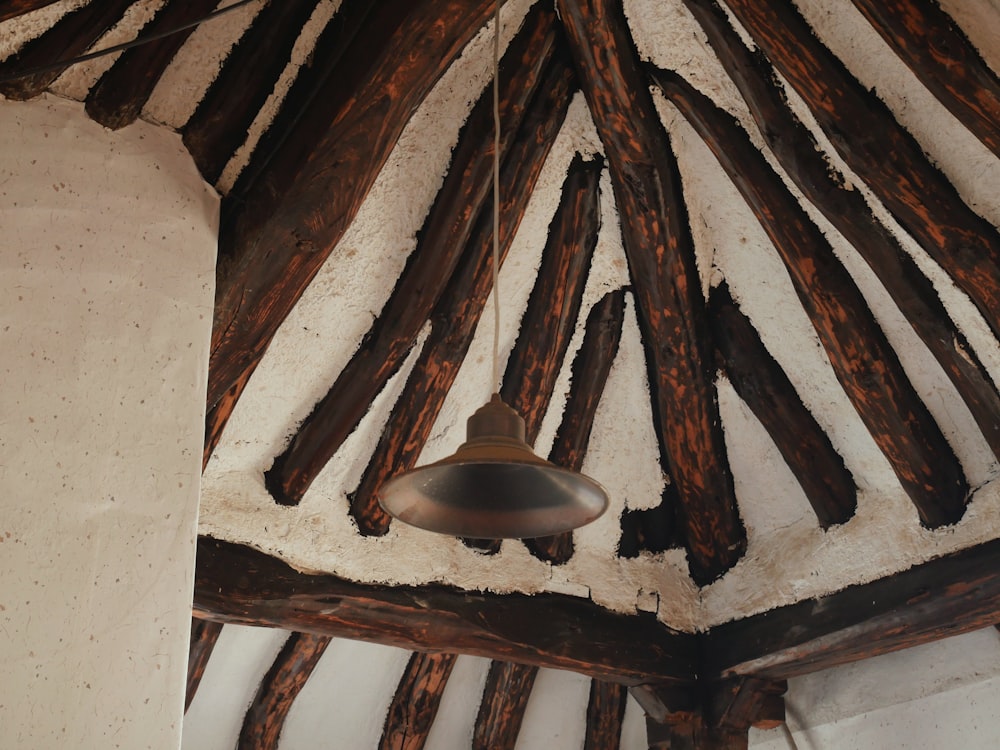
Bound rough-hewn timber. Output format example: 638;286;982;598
379;652;458;750
185;618;223;712
0;0;60;23
472;662;537;750
584;680;628;750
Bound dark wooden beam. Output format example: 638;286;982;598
584;680;628;750
684;0;1000;461
720;0;1000;342
849;0;1000;158
194;537;700;686
238;632;330;750
0;0;132;99
185;618;223;711
182;0;324;183
557;0;745;585
704;537;1000;680
348;52;577;536
527;288;626;564
265;3;561;506
708;281;857;528
206;0;497;457
84;0;220;130
472;662;537;750
380;652;458;750
651;67;968;528
0;0;60;23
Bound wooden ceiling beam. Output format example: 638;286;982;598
685;0;1000;461
527;288;626;564
185;618;223;712
708;281;857;528
84;0;220;130
557;0;745;586
0;0;132;100
238;632;331;750
379;652;458;750
193;537;699;686
584;680;628;750
182;0;325;183
651;67;968;528
206;0;497;451
266;3;561;506
472;662;538;750
720;0;1000;342
348;51;577;536
0;1;61;23
849;0;1000;158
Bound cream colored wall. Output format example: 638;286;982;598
0;95;217;749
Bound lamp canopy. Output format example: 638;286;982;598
377;394;609;539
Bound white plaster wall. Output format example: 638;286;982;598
0;95;218;749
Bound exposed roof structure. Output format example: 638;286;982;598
2;0;999;747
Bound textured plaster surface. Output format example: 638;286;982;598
0;95;217;748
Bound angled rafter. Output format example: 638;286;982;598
849;0;1000;158
182;0;324;183
708;281;856;528
720;0;1000;341
185;618;223;711
651;67;968;528
380;652;458;750
584;680;628;750
266;3;563;506
84;0;220;130
206;0;497;457
0;1;61;23
684;0;1000;461
193;537;699;686
0;0;133;99
238;631;330;750
348;52;577;536
472;662;538;750
556;0;745;585
527;288;627;564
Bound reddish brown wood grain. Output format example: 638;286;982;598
206;0;497;450
84;0;220;129
721;0;1000;342
684;0;1000;461
348;52;577;536
0;0;60;23
652;67;968;528
0;0;132;99
185;618;222;712
183;0;325;182
584;680;628;750
850;0;1000;158
527;288;626;564
238;632;330;750
556;0;745;585
472;662;538;750
266;3;561;506
193;537;699;685
380;652;458;750
708;281;857;528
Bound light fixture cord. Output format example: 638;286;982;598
491;0;502;395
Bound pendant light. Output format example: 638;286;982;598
377;3;610;539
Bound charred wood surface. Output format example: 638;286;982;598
708;282;856;528
652;67;968;528
84;0;219;130
472;662;538;750
380;652;458;750
0;1;60;23
185;618;223;712
348;53;577;536
720;0;1000;341
0;0;132;99
266;4;562;506
527;288;626;564
584;680;628;750
557;0;745;585
194;537;699;685
849;0;1000;158
685;0;1000;461
182;0;325;182
238;631;330;750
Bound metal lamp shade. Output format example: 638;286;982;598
377;394;609;539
